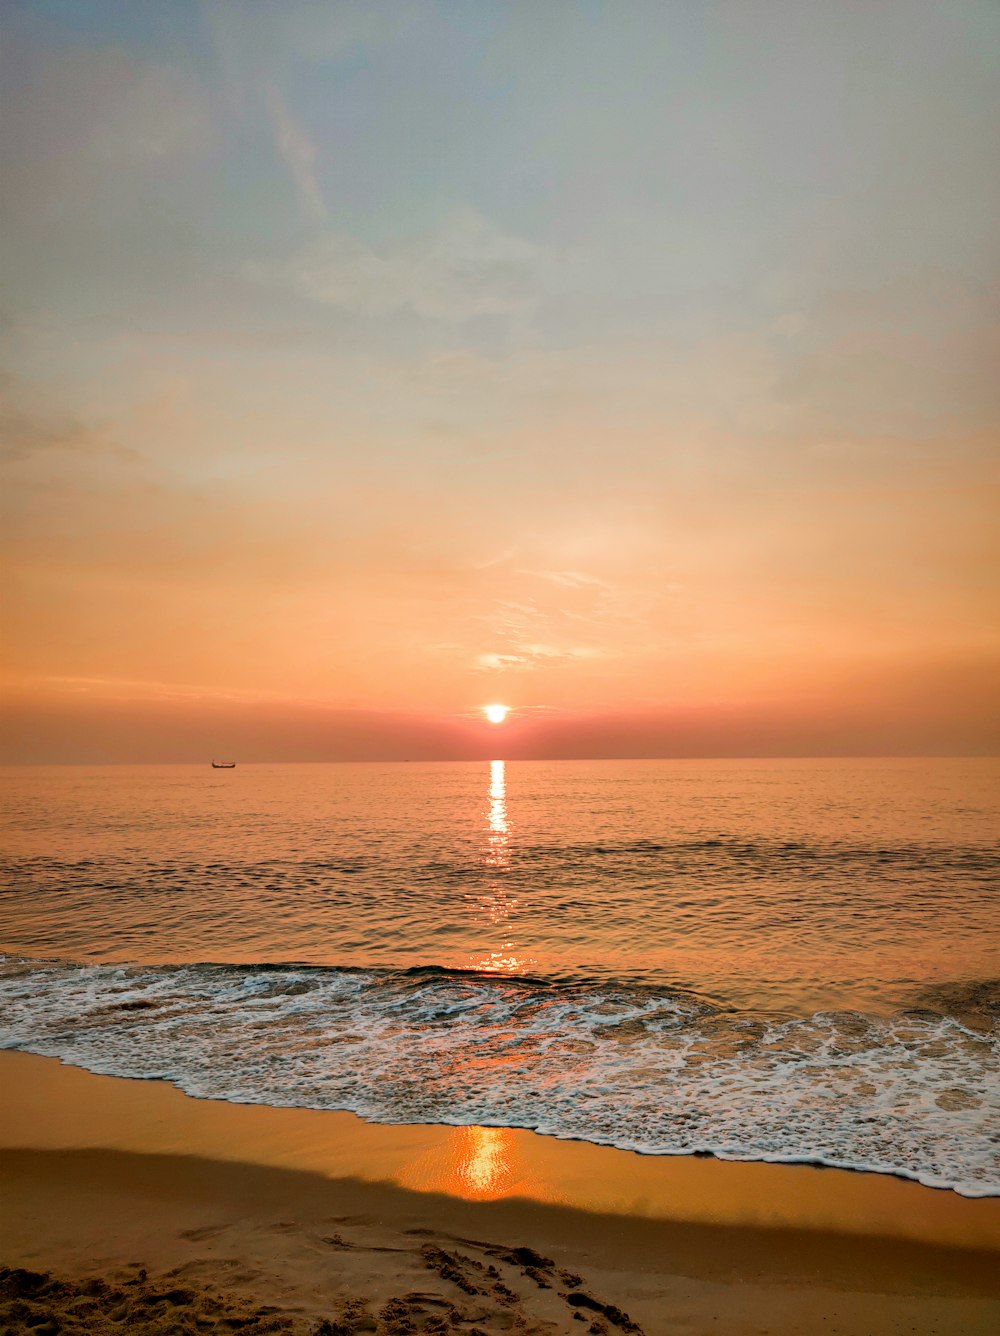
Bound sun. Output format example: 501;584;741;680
484;704;509;725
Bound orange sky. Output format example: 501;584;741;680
1;1;998;761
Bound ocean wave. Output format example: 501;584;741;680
1;956;997;1197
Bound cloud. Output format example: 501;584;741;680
0;370;137;466
263;83;327;221
204;0;421;76
204;0;419;219
771;275;1000;439
523;569;614;591
0;37;209;208
473;591;609;676
475;646;602;673
473;547;520;571
476;652;530;671
254;211;541;324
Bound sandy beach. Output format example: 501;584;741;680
2;1051;998;1335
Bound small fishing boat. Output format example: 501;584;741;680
211;760;236;769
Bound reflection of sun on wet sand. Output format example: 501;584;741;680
456;1126;515;1199
442;1127;520;1200
399;1126;543;1206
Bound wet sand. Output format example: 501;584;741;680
2;1051;999;1334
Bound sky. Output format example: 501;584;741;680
1;0;998;762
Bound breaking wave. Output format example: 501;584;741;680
1;956;997;1197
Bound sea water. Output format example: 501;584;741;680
1;758;997;1195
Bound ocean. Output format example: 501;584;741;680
1;757;997;1196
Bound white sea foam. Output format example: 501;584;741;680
0;957;997;1197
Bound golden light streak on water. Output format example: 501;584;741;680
486;759;509;862
473;760;532;974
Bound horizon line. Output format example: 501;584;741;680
3;753;998;767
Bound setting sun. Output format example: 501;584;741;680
484;704;509;725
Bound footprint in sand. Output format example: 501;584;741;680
179;1223;226;1242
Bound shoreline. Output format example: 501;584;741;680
3;1051;1000;1334
5;1041;999;1205
4;1050;1000;1247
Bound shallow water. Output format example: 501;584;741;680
1;758;998;1194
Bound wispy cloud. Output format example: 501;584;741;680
521;569;614;591
263;83;327;222
475;646;602;673
473;547;520;571
0;370;137;465
254;210;541;324
473;593;608;675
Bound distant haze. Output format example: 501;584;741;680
2;1;998;762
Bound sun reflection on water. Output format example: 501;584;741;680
470;760;533;975
485;758;509;864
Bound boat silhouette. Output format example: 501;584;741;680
211;760;236;769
